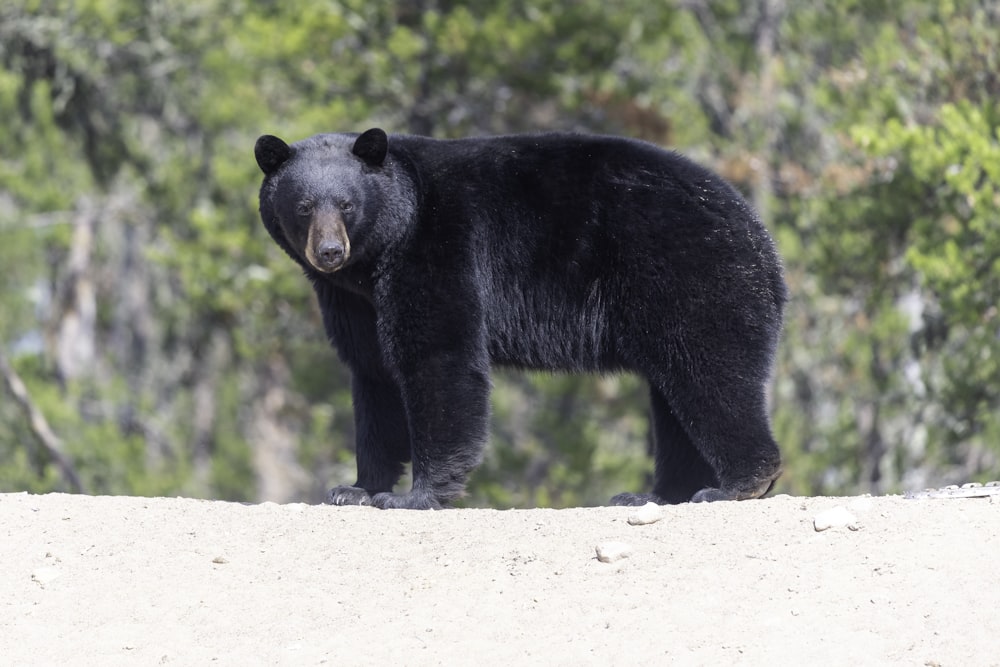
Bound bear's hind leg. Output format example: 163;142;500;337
609;386;718;506
666;379;782;503
624;307;784;503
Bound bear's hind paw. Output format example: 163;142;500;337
608;492;663;507
691;475;778;503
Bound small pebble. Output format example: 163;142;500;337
595;541;633;563
813;506;860;532
627;502;664;526
31;567;61;586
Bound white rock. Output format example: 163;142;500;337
627;502;664;526
595;541;633;563
31;566;61;586
813;506;860;532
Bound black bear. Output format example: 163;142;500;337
255;128;786;509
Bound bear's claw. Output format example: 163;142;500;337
325;485;373;506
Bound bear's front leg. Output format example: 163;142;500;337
370;488;444;510
371;349;492;510
325;372;412;506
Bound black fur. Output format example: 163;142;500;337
255;130;786;509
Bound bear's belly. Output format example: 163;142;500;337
485;287;619;373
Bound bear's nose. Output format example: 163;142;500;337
318;241;345;266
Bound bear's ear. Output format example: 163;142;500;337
255;135;292;175
352;128;388;167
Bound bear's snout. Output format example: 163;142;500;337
305;214;351;273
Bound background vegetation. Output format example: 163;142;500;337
2;0;997;506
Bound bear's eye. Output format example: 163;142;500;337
339;200;355;213
295;201;314;216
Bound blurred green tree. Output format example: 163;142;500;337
1;0;996;505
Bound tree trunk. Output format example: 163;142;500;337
49;199;98;383
0;349;84;492
251;357;308;503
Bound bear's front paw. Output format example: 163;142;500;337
326;485;373;506
371;490;443;510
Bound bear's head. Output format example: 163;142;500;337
254;128;413;276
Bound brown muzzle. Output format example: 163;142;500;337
305;211;351;272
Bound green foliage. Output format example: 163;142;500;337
1;0;998;505
849;101;1000;468
772;0;1000;491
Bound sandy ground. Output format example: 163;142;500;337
1;491;998;666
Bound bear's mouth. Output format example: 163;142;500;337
305;219;351;272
